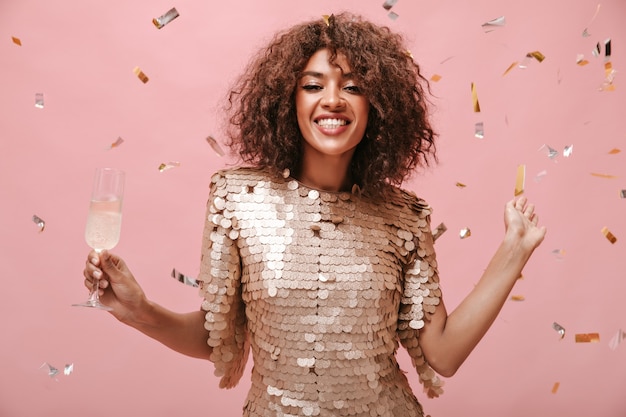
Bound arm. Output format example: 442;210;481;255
83;250;212;360
419;196;547;377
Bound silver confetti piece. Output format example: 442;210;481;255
171;268;198;287
431;222;447;242
40;362;59;378
35;93;44;109
206;135;225;157
382;0;398;10
153;7;180;29
552;322;566;339
474;122;484;139
32;215;45;232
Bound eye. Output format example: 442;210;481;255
301;84;323;91
344;85;362;94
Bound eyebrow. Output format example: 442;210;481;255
300;71;354;79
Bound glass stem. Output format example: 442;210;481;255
90;278;100;303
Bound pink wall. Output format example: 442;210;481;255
1;0;625;416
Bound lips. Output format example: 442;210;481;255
314;115;351;131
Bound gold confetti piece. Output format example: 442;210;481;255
40;362;59;378
152;7;179;29
576;54;590;66
601;226;617;244
608;148;621;154
35;93;44;109
527;51;546;63
133;66;149;83
552;322;566;339
481;16;506;31
431;222;447;242
563;145;573;157
63;364;74;376
109;136;124;149
388;11;399;20
608;329;625;350
575;333;600;343
455;182;466;188
32;215;45;232
474;122;484;139
620;190;626;199
206;135;225;157
382;0;398;10
12;36;21;46
404;50;414;59
551;382;560;394
471;82;480;112
322;15;331;26
514;164;525;196
430;74;442;82
158;161;180;172
591;172;617;179
510;295;525;301
171;268;198;287
502;61;518;76
459;227;471;239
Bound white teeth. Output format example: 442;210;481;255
317;118;347;128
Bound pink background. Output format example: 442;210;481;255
1;0;625;416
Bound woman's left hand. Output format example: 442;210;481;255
503;196;547;251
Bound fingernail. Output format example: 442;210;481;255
90;257;99;265
93;270;102;279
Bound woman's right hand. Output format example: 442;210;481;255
83;250;147;323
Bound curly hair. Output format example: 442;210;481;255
225;12;437;197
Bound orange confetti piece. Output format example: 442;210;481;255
12;36;21;46
608;148;621;154
514;165;525;196
575;333;600;343
459;228;471;239
133;66;149;83
576;54;589;66
502;62;518;76
109;136;124;149
430;74;442;82
471;82;480;112
510;295;525;301
551;382;560;394
455;182;466;188
526;51;546;62
591;172;617;179
601;227;617;244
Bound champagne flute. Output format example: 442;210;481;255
73;167;125;311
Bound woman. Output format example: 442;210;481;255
83;13;546;417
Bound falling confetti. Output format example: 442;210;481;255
600;61;616;91
582;4;601;37
455;182;467;188
527;51;546;62
471;82;480;112
551;382;560;394
63;364;74;376
575;333;600;343
481;16;505;32
563;145;574;157
322;15;331;26
40;362;59;378
608;329;625;350
620;190;626;199
382;0;398;10
604;38;612;59
32;215;45;232
171;268;198;287
459;228;471;239
133;66;149;83
12;36;21;46
158;161;180;172
576;54;589;66
430;74;442;82
474;122;484;139
592;42;602;57
109;137;124;149
388;11;399;20
153;7;179;29
591;172;617;179
35;93;44;109
206;135;225;157
534;170;548;183
431;222;447;242
608;148;621;154
552;249;566;259
502;62;518;76
552;322;566;339
514;165;525;196
510;295;525;301
601;226;617;244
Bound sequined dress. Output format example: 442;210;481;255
198;167;444;417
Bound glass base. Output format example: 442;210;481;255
72;299;113;311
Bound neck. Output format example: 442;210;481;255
296;151;354;192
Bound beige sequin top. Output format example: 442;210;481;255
198;167;444;417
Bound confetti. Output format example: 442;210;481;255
32;215;45;232
382;0;398;10
601;226;617;244
40;362;59;378
510;295;525;301
431;222;447;242
582;4;601;37
404;50;414;59
133;66;149;84
620;190;626;199
591;172;617;179
604;38;611;58
552;322;566;339
601;61;616;91
608;148;621;154
563;145;574;157
481;16;505;31
608;329;625;350
158;161;180;172
12;36;21;46
552;249;566;259
171;268;198;287
455;182;467;188
474;122;484;139
551;382;560;394
592;42;602;57
430;74;442;82
502;61;518;76
514;164;525;196
109;136;124;149
35;93;44;109
459;227;471;239
534;170;547;182
153;7;179;29
527;51;545;62
576;54;589;66
471;82;480;112
206;135;225;157
575;333;600;343
63;364;74;376
322;15;331;26
388;11;399;20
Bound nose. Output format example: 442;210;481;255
321;86;345;110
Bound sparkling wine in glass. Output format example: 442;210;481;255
73;167;125;311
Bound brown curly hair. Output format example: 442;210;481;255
225;12;437;197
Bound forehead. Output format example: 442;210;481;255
302;48;352;74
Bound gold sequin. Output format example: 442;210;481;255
198;167;442;416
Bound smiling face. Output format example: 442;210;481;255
295;49;370;165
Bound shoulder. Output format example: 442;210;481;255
209;166;279;190
385;185;432;220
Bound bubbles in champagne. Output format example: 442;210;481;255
85;200;122;251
